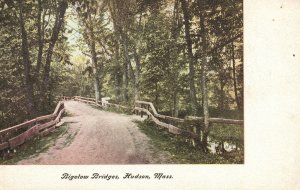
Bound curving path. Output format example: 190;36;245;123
17;101;171;164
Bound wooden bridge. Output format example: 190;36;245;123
0;96;243;157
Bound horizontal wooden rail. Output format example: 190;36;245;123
0;101;65;152
135;107;184;135
136;100;243;126
74;96;130;110
135;100;185;123
74;97;99;105
134;100;243;147
74;96;96;101
74;97;179;127
185;116;243;126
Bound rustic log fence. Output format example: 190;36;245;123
0;96;243;156
185;116;243;125
134;100;243;147
134;101;186;135
0;101;65;153
73;96;131;111
69;97;243;142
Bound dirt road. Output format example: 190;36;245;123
18;101;171;164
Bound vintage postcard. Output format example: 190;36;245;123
0;0;299;189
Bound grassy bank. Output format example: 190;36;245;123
135;119;243;164
0;124;70;165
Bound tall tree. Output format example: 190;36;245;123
198;0;210;151
86;9;101;103
231;42;240;111
180;0;197;115
42;0;68;108
17;0;36;116
108;0;132;102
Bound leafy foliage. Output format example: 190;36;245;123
0;0;243;160
136;119;243;164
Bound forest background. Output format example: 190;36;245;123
0;0;243;154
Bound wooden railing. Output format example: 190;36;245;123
71;98;197;138
0;101;65;152
134;101;186;135
74;96;98;105
0;96;243;154
73;96;130;111
185;116;243;125
134;100;243;141
135;100;185;123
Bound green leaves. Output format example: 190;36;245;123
209;124;243;146
1;0;243;159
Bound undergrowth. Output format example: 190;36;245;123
135;119;243;164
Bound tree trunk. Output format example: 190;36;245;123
170;0;180;118
128;59;135;82
90;57;101;103
87;14;101;103
42;0;67;109
110;11;123;102
120;30;130;102
35;0;44;78
180;0;197;115
18;0;35;116
173;89;179;117
34;0;46;106
114;39;122;102
109;0;131;102
172;0;181;38
219;75;225;111
202;131;209;152
133;45;140;101
231;42;241;110
198;0;210;152
155;82;159;112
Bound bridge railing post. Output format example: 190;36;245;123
135;102;138;115
140;103;143;118
147;104;150;119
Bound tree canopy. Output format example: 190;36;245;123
0;0;243;139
